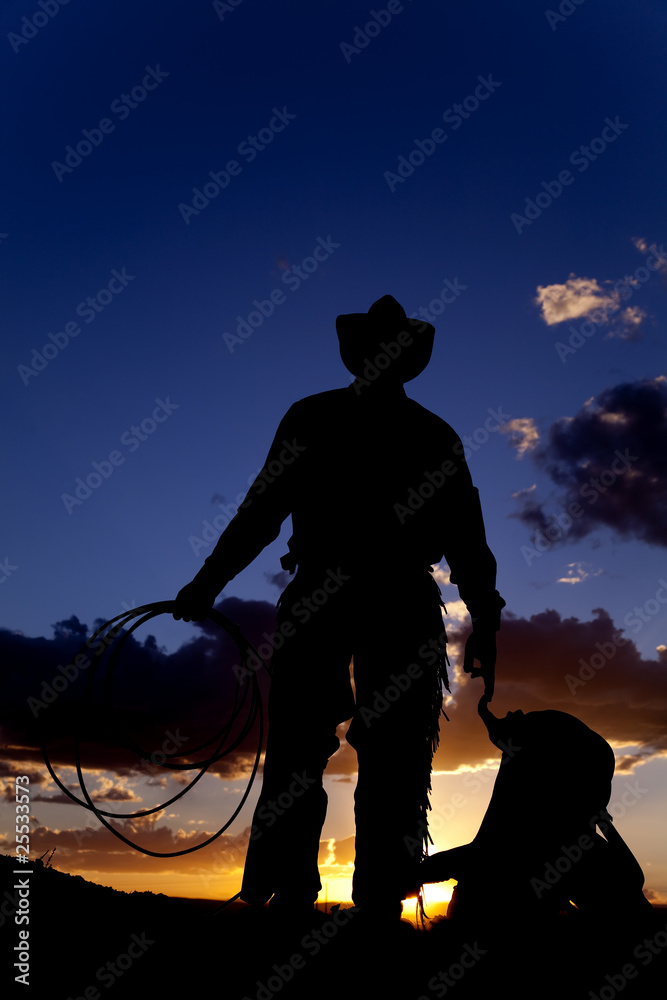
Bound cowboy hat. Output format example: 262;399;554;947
336;294;435;382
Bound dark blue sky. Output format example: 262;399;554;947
2;0;666;656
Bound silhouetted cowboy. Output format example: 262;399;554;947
174;295;504;918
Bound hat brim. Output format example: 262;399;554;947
336;313;435;382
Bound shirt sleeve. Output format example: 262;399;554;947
194;405;304;592
441;436;505;629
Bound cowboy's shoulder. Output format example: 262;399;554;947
286;387;351;417
405;397;461;443
273;389;351;437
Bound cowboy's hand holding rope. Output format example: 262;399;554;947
173;576;221;623
463;619;497;701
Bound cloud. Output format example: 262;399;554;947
31;776;142;805
432;566;451;587
557;562;602;585
558;563;588;585
500;418;539;458
534;276;647;340
532;233;667;339
264;569;291;591
3;594;666;887
511;377;667;548
632;237;667;279
314;835;358;899
432;607;667;774
319;834;355;870
0;596;278;795
0;760;48;786
0;812;254;878
91;776;143;801
609;305;647;340
6;583;666;791
535;276;617;326
511;484;536;500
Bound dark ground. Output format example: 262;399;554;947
1;855;665;999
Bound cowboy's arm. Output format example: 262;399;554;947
174;406;303;620
441;440;505;697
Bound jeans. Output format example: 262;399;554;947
240;565;447;908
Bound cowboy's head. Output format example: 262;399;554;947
336;294;435;386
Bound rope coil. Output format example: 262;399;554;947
40;601;269;862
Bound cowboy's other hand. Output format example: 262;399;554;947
173;580;218;622
463;626;497;701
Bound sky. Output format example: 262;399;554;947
1;0;666;914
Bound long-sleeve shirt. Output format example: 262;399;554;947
197;384;504;625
